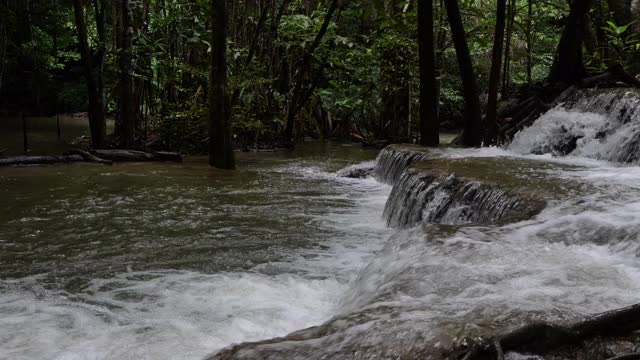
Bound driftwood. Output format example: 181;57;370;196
0;155;84;166
91;149;182;162
459;303;640;359
63;149;113;165
0;150;182;167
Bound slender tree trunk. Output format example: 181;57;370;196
22;113;28;153
485;0;507;144
120;0;135;148
502;0;515;92
525;0;533;84
72;0;106;148
92;0;106;115
231;2;271;107
548;0;594;84
0;6;6;95
209;0;236;169
418;0;439;146
443;0;482;147
284;0;339;144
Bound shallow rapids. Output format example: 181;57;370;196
0;144;393;359
5;102;640;359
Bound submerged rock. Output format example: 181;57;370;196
336;162;375;179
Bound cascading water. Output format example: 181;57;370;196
374;144;431;184
207;90;640;359
6;90;640;360
383;168;544;228
509;89;640;162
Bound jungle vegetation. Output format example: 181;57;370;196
1;0;639;168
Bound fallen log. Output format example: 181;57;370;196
459;302;640;359
91;149;183;163
0;155;84;167
0;150;182;167
63;149;113;165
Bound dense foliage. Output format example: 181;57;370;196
1;0;639;152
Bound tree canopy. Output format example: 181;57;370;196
1;0;639;153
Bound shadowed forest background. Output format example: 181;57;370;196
3;0;640;159
6;1;640;359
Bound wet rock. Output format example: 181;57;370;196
337;165;375;179
374;144;432;184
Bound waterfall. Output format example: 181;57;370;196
206;89;640;360
384;168;543;228
509;89;640;163
374;144;430;184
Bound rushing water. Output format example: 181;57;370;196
0;143;393;359
5;92;640;359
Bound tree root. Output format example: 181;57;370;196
458;303;640;359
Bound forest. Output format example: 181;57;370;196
3;0;640;164
5;0;640;360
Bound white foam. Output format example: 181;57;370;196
0;272;344;360
0;161;393;360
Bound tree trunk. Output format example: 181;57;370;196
92;0;106;116
418;0;439;146
525;0;533;84
0;3;6;95
72;0;106;148
485;0;507;144
548;0;594;84
120;0;135;148
284;0;339;144
608;0;633;26
209;0;236;170
444;0;482;147
502;0;515;92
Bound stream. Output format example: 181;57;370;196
3;91;640;359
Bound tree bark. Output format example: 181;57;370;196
501;0;515;92
209;0;236;169
72;0;106;148
485;0;507;144
120;0;135;148
548;0;594;84
444;0;482;147
418;0;439;146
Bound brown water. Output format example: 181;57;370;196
5;107;640;360
0;142;394;359
0;116;114;156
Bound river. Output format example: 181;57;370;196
3;91;640;359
